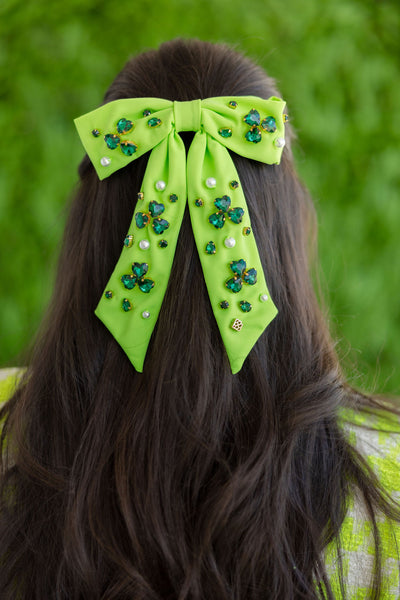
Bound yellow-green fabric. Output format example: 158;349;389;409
0;371;399;597
74;96;287;374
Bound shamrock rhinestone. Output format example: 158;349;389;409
120;141;137;156
243;108;279;144
208;195;244;229
261;116;276;133
121;262;155;293
104;133;120;149
152;218;169;235
149;201;165;218
205;241;216;254
225;259;258;293
245;126;262;144
135;212;151;229
116;118;134;134
243;109;260;126
135;202;169;234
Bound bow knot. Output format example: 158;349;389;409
74;95;287;373
173;99;202;132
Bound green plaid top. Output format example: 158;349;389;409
1;370;399;598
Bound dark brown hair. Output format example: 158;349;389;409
1;38;399;600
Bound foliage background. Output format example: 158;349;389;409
0;0;399;394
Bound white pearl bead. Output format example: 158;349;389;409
100;156;111;166
224;236;236;248
275;137;285;148
206;177;216;189
260;294;269;302
155;180;166;191
139;239;150;250
142;311;150;319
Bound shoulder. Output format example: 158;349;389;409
325;405;400;598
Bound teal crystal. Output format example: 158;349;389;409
104;133;120;149
135;212;150;228
148;117;162;127
240;300;252;312
228;207;244;224
124;234;134;247
158;239;168;248
120;141;137;156
92;129;100;137
152;218;169;234
117;118;133;134
169;193;178;202
226;277;243;293
143;109;151;116
229;100;238;108
214;195;231;212
245;126;262;143
104;290;113;299
121;274;136;289
261;116;276;133
208;212;226;229
132;262;148;279
138;278;155;293
149;201;165;218
220;300;229;309
205;241;216;254
243;268;257;285
243;227;251;236
243;109;260;126
218;128;232;138
122;298;132;312
230;259;247;276
229;180;239;189
195;198;204;207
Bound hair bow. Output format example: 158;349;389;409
74;96;287;374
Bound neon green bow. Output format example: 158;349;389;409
74;96;287;373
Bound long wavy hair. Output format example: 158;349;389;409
1;38;399;600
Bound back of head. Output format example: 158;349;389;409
1;39;372;600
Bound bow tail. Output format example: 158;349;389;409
95;132;187;371
187;132;278;374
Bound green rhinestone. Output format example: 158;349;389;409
116;118;134;134
229;180;239;189
120;141;137;156
137;192;144;201
143;109;152;116
283;113;289;122
121;274;136;290
92;129;100;137
148;117;162;128
243;109;260;126
261;116;276;133
218;128;232;138
124;234;134;248
230;259;247;276
152;218;170;235
158;239;168;248
104;290;113;299
243;227;251;236
149;200;165;218
104;133;120;149
243;268;257;285
214;195;231;212
132;262;148;279
135;212;150;229
226;277;243;293
240;300;252;312
245;126;262;143
169;193;178;202
195;198;204;207
205;241;216;254
219;300;229;309
138;278;155;293
228;207;244;224
122;298;132;312
208;212;225;229
229;100;238;109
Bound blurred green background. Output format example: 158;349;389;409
0;0;399;395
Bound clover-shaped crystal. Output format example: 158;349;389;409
225;259;257;293
135;201;170;235
102;116;138;156
121;262;155;293
243;109;277;144
208;195;244;230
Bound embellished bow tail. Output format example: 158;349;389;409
74;95;287;373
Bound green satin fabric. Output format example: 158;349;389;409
74;95;286;373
